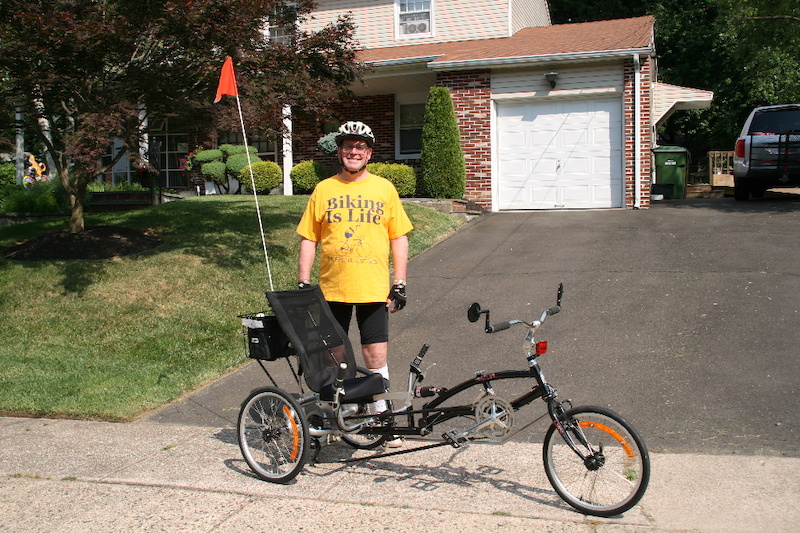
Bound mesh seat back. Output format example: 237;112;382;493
266;286;356;393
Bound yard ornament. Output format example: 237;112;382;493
23;155;49;190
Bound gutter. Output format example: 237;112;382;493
364;55;443;69
426;47;654;71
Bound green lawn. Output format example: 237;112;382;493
0;196;464;420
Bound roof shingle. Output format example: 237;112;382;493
359;16;655;65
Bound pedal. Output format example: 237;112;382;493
442;429;467;448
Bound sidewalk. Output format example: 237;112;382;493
1;416;798;532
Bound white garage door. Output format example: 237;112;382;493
496;98;623;209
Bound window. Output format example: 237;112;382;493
218;132;278;162
396;0;433;40
267;4;296;45
397;101;426;158
149;117;189;188
268;26;291;44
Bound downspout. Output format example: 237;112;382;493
633;53;641;208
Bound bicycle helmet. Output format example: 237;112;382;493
335;121;375;148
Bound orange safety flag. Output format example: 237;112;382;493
214;57;238;103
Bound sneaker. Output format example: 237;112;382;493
384;436;403;448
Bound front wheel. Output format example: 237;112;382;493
238;387;310;483
542;406;650;517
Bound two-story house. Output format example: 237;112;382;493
284;0;713;210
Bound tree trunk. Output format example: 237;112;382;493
69;192;85;233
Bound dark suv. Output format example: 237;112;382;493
733;104;800;200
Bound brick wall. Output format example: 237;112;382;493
436;70;493;208
292;95;397;176
623;56;653;208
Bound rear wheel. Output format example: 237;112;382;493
543;406;650;517
238;387;309;483
734;176;750;200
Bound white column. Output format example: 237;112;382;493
282;104;293;196
15;107;24;185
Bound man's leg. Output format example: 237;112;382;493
355;304;390;411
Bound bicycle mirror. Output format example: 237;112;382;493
467;303;482;322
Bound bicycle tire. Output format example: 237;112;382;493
238;387;310;483
542;406;650;517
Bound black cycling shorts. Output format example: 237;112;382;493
328;302;389;345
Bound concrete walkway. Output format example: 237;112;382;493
1;416;798;532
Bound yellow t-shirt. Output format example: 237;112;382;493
296;173;413;303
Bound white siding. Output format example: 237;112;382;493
434;0;508;42
510;0;551;34
308;0;512;48
307;1;395;49
492;63;624;98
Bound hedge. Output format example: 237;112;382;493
291;160;328;194
367;162;416;197
241;161;283;194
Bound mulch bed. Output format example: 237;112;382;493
3;225;162;261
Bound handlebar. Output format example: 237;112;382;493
470;283;564;334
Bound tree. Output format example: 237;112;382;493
549;0;800;155
0;0;361;232
421;86;465;199
549;0;649;24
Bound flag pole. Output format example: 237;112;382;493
215;57;274;292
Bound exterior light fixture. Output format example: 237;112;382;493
544;71;559;89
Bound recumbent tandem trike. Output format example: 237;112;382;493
237;284;650;517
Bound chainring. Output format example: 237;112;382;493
473;396;514;440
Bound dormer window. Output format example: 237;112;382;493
396;0;433;40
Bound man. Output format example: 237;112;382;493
296;121;413;438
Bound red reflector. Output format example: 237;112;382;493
535;341;548;355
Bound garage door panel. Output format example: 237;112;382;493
561;186;590;204
501;131;527;148
562;156;589;173
497;98;622;210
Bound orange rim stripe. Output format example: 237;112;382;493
283;405;300;462
579;421;635;457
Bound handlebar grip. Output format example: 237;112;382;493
413;344;430;367
333;362;348;390
547;306;561;316
488;321;513;333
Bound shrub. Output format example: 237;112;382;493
241;161;283;194
226;152;261;178
87;181;148;192
1;182;62;213
367;163;416;197
0;162;16;188
317;132;338;156
421;86;466;199
291;160;328;194
194;149;223;164
193;145;260;193
200;161;226;183
219;144;256;157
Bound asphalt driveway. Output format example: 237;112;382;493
150;195;800;458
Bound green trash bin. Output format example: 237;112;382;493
652;146;690;199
